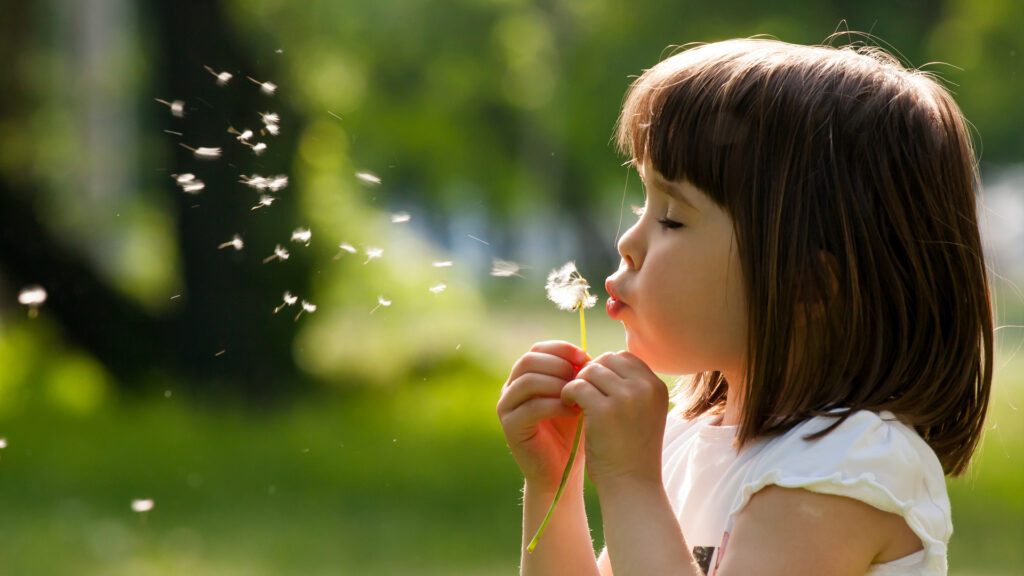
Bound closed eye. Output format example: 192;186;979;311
657;217;683;229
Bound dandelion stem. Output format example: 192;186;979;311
527;305;588;553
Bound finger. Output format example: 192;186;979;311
498;374;573;416
528;340;589;367
561;377;609;410
506;352;577;389
501;397;580;432
576;361;623;396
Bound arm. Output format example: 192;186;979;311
497;341;601;576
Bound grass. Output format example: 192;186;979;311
0;351;1020;574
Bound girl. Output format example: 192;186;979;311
497;38;992;576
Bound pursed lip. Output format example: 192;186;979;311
605;277;628;319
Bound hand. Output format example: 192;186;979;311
497;340;589;490
561;351;669;489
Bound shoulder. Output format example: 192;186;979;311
725;410;950;574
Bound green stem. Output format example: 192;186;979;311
527;306;588;553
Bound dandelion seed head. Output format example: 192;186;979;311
301;300;317;313
266;175;288;191
390;212;411;224
265;123;280;136
253;195;276;209
355;171;381;185
251;142;267;155
275;245;290;260
429;283;447;294
131;499;155;513
339;242;357;254
432;261;453;268
283;291;298;305
260;112;280;125
237;129;253;142
291;227;312;244
217;71;233;85
18;286;47;306
260;82;277;95
545;261;597;311
491;258;523;278
378;296;392;307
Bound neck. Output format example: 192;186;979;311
719;369;745;427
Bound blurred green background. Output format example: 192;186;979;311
0;0;1022;574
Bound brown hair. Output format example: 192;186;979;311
616;38;992;476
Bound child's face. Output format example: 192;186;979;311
605;165;748;381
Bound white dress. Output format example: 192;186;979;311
661;409;950;575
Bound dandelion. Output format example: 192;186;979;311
370;295;392;314
355;171;381;185
218;234;244;251
260;112;280;125
429;283;447;294
264;123;280;136
291;227;312;246
295;300;317;322
204;65;233;86
363;247;383;264
432;261;453;268
247;76;277;95
155;98;185;117
545;261;598;312
18;285;47;318
251;142;267;155
251;195;276;210
131;499;155;513
179;143;222;159
491;258;523;278
274;291;298;314
263;244;290;263
390;212;411;224
528;261;597;553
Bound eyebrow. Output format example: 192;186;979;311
646;175;700;212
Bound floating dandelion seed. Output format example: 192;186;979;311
364;247;383;264
266;175;288;191
247;76;277;95
545;261;598;312
0;438;6;449
131;499;155;513
294;300;317;322
171;173;206;194
528;261;596;553
263;244;290;263
264;123;280;136
432;261;454;268
227;126;254;142
174;173;196;184
274;291;299;314
291;227;312;245
155;98;185;117
260;112;280;125
390;212;411;224
18;285;47;318
250;142;268;155
370;295;392;314
179;143;222;159
355;171;381;185
429;283;447;294
204;65;233;86
252;195;276;210
333;242;358;260
181;181;205;194
218;234;244;251
491;258;523;278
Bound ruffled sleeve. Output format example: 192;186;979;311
726;411;951;575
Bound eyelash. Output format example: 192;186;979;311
632;205;683;229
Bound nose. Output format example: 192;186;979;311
617;220;644;270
